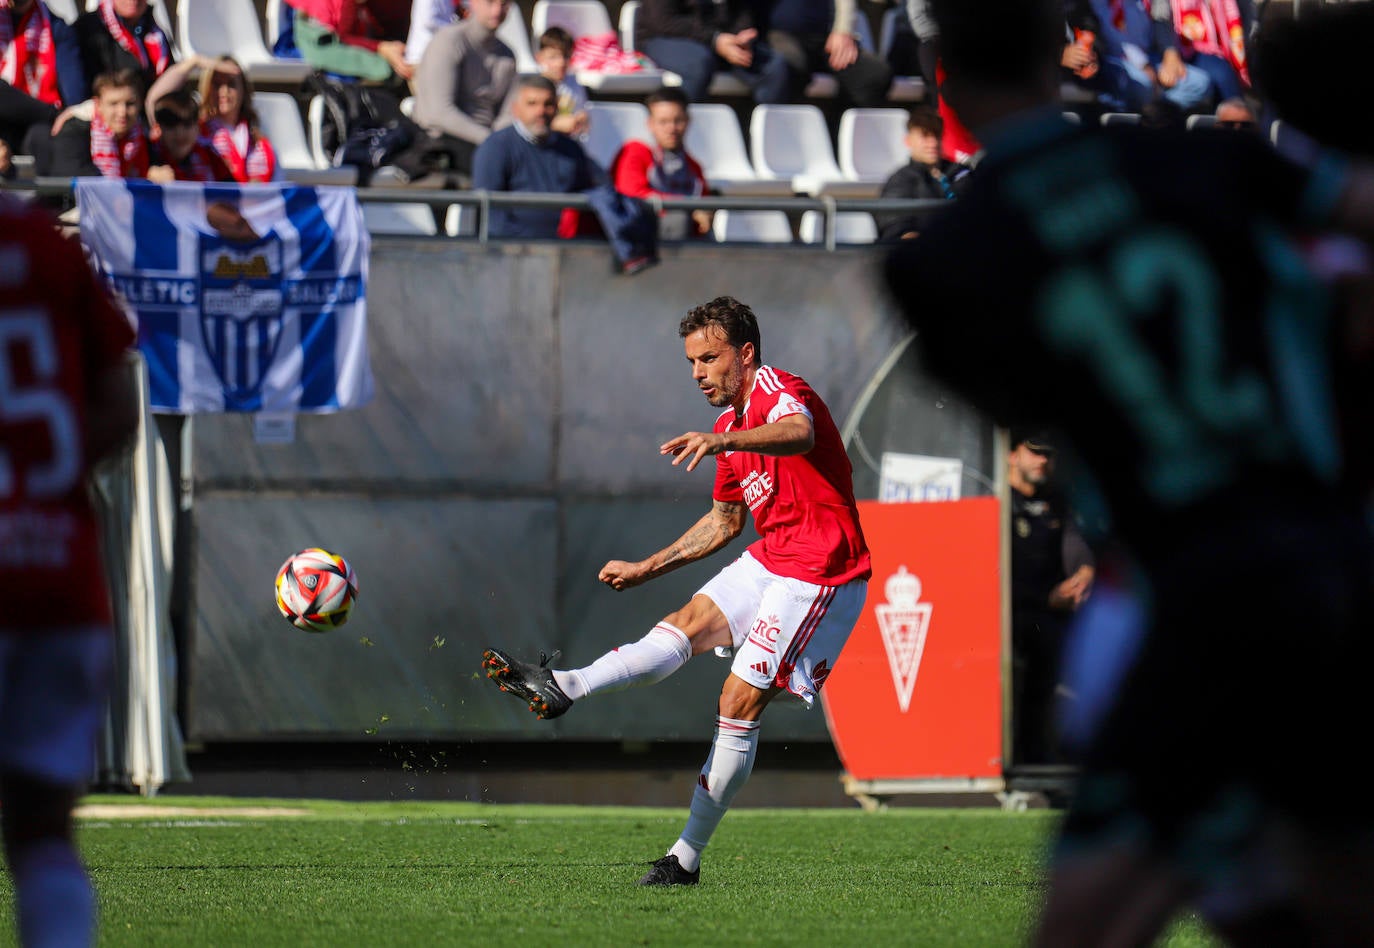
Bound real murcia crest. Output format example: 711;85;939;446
875;565;932;713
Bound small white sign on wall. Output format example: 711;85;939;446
879;452;963;502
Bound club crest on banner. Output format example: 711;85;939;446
199;234;286;408
875;565;933;712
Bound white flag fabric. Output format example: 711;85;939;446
77;179;374;414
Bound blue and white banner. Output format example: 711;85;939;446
77;179;373;414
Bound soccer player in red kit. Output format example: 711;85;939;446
0;195;137;946
484;295;870;885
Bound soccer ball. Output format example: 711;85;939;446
274;548;359;633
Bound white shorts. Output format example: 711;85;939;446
0;627;113;786
697;551;867;706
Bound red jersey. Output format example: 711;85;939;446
0;198;134;630
711;365;871;585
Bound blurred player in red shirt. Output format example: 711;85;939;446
483;295;870;886
0;196;137;947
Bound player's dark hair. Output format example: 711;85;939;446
928;0;1061;86
92;68;143;99
646;87;689;111
515;74;557;96
538;26;574;56
907;106;943;138
679;296;762;361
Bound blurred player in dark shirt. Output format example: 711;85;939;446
884;0;1374;943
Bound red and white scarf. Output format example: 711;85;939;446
0;0;61;105
203;117;277;183
98;0;169;76
90;110;148;177
1173;0;1249;85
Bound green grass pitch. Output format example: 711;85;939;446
0;796;1220;946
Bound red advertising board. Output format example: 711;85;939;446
821;498;1002;780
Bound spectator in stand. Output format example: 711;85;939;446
0;0;86;166
537;26;588;139
411;0;515;178
1170;0;1248;103
609;87;712;239
876;106;969;241
144;55;280;183
1080;0;1213;112
73;0;175;101
405;0;460;67
146;87;232;182
636;0;789;105
47;67;147;178
1213;95;1254;128
286;0;414;85
472;74;600;239
765;0;892;109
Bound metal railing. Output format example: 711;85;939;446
1;177;951;252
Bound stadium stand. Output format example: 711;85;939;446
683;103;792;196
750;103;861;196
532;0;664;93
837;107;909;183
178;0;312;84
711;208;793;243
798;209;877;245
582;100;648;169
362;201;439;235
499;1;540;74
254;91;358;184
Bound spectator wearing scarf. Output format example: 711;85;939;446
145;53;279;182
87;68;148;177
148;87;232;182
1172;0;1248;101
74;0;173;101
0;0;84;157
609;88;711;239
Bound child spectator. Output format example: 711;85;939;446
146;54;279;182
147;87;232;182
48;67;148;177
536;26;588;139
876;106;970;241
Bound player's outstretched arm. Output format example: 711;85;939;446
660;414;815;472
598;500;746;590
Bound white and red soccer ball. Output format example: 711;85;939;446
274;548;359;633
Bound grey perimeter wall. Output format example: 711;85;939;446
186;239;994;744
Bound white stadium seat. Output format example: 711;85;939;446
798;210;877;245
44;0;79;24
445;204;477;237
750;104;864;196
531;0;663;93
581;101;648;170
711;209;793;244
363;202;438;236
837;107;909;182
307;95;330;168
1100;112;1141;126
254;92;358;184
1186;114;1218;130
498;1;539;74
179;0;311;84
682;104;789;196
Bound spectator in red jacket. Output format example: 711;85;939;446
610;87;712;239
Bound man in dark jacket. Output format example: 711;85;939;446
0;0;86;163
73;0;175;100
635;0;788;104
877;106;970;241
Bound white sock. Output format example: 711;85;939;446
671;715;761;871
11;837;95;948
552;623;692;701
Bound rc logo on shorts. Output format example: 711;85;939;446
875;565;933;713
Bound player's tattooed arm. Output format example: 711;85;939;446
598;500;745;590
